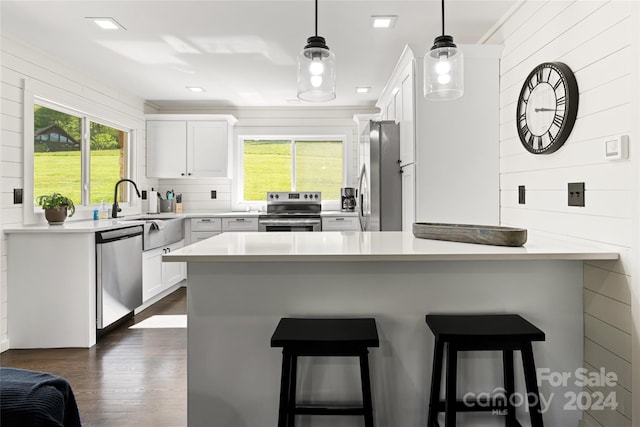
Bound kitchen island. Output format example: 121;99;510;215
164;231;618;427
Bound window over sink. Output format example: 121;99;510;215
241;137;344;203
33;102;131;207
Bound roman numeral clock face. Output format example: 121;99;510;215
516;62;579;154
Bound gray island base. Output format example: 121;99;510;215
164;231;618;427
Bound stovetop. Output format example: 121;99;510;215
264;191;321;215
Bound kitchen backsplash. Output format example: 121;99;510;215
152;178;233;213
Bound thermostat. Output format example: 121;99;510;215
604;135;629;160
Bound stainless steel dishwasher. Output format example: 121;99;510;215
96;225;143;330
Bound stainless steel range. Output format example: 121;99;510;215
258;191;322;232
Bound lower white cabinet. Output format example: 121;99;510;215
143;239;186;302
401;163;415;231
322;216;360;231
190;217;222;244
222;217;258;232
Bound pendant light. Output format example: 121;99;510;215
424;0;463;100
297;0;336;102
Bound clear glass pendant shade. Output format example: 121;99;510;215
297;37;336;102
424;36;464;100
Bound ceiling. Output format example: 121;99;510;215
1;0;515;108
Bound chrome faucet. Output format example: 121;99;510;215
112;179;141;218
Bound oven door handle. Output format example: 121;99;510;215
259;219;321;226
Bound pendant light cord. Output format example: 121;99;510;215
315;0;318;37
441;0;445;36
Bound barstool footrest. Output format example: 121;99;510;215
434;399;514;412
431;418;523;427
294;404;367;416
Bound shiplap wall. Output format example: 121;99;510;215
485;1;638;426
0;36;147;351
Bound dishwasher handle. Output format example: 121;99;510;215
96;226;143;244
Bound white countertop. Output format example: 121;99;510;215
4;210;358;233
3;218;148;233
164;231;619;262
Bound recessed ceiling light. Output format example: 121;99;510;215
186;86;205;93
86;17;126;31
356;87;370;94
371;16;397;29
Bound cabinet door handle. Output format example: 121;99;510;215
188;173;192;176
201;219;211;222
162;248;167;254
167;247;171;253
181;173;185;176
336;217;345;221
236;218;245;222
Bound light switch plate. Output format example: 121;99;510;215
604;135;629;160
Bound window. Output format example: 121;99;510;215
34;103;130;207
242;138;343;202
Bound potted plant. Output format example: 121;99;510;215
36;192;75;224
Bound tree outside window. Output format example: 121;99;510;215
34;104;129;206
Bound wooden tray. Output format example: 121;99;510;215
413;222;527;247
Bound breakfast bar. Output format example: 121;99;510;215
164;231;618;427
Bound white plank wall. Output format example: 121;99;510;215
485;1;638;426
0;36;147;351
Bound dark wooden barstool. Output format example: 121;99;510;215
271;317;379;427
425;314;546;427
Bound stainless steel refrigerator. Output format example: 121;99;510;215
358;120;402;231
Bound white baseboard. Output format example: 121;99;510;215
135;280;185;315
1;339;10;353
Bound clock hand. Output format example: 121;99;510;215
534;107;555;112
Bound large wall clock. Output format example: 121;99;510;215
516;62;579;154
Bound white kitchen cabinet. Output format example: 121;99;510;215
143;239;186;302
146;114;237;179
143;248;163;302
188;121;228;177
146;120;187;178
163;240;186;286
222;217;258;232
189;217;222;244
322;216;360;231
378;44;501;226
401;163;415;231
399;69;414;166
378;61;414;167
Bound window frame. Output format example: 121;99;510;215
234;131;351;212
23;79;139;224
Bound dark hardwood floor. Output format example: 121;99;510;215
1;287;187;427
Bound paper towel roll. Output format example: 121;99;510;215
148;188;158;214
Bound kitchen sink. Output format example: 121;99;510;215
118;215;184;250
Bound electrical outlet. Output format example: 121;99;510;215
211;190;217;199
141;190;148;200
518;185;525;205
568;182;585;207
13;188;23;204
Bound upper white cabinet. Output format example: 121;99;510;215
378;44;501;226
378;60;415;167
146;114;237;178
399;70;414;166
